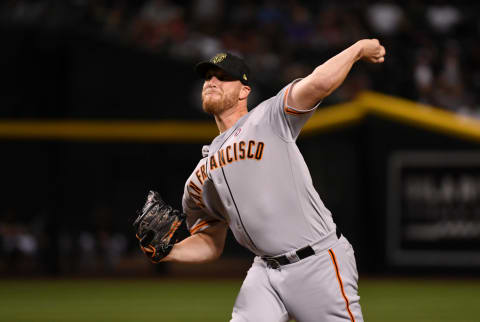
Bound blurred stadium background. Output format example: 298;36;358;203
1;1;480;321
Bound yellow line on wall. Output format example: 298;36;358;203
302;102;365;136
357;91;480;142
0;92;479;143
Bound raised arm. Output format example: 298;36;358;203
289;39;386;110
162;221;228;263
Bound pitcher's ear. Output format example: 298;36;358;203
240;85;251;100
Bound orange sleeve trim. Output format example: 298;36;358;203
328;249;356;322
285;108;308;115
189;220;210;235
283;86;314;116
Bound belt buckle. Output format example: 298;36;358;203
264;257;281;269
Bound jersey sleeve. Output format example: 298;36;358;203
266;79;321;141
182;162;220;235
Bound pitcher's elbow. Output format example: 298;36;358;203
311;72;334;98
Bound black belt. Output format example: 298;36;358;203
262;227;341;269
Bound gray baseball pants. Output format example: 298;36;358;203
230;234;363;322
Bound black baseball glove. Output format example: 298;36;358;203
133;191;189;263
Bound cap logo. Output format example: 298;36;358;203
211;53;227;64
243;74;248;81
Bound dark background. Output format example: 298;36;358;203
1;0;479;277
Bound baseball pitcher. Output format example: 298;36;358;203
133;39;386;321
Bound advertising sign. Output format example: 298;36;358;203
387;151;480;266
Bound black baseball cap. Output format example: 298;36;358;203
195;52;250;85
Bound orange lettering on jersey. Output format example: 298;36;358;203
208;141;266;171
210;155;218;170
255;142;265;160
188;180;205;208
247;140;255;159
200;165;207;181
190;193;205;208
239;141;246;159
190;192;202;202
233;143;238;161
218;149;226;167
189;180;202;195
195;170;203;185
226;146;233;163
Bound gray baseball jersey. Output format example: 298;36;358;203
183;79;335;256
182;80;363;322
